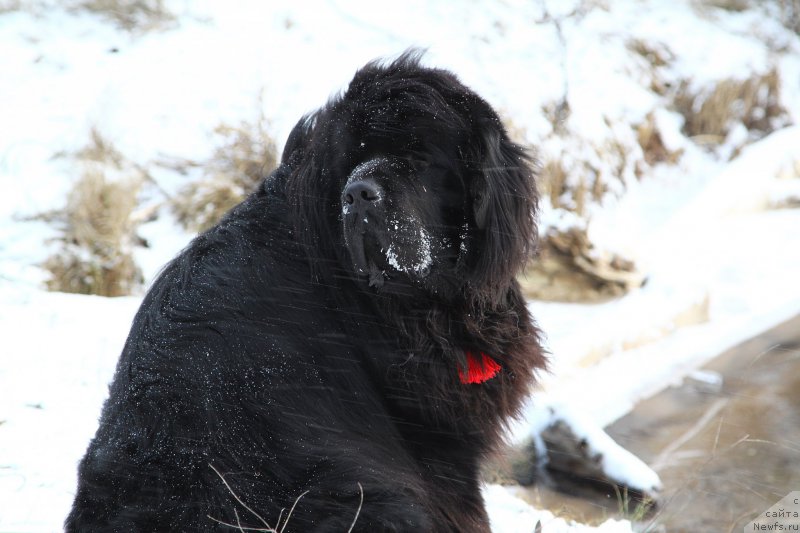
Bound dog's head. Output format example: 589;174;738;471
283;51;538;301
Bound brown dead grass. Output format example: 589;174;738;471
539;146;628;217
500;112;529;146
694;0;751;11
70;0;174;32
0;0;22;13
41;130;145;296
674;68;787;142
627;39;676;96
503;113;644;302
540;159;572;212
75;128;126;166
779;0;800;34
503;114;640;301
170;115;278;233
43;169;143;296
542;99;571;135
627;39;673;69
520;227;645;303
637;113;683;165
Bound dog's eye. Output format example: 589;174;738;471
405;154;432;170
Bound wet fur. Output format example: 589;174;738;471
66;51;546;532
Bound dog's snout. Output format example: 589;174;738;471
343;180;382;211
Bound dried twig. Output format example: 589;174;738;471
278;489;309;533
208;463;274;531
207;465;363;533
651;398;728;470
345;482;364;533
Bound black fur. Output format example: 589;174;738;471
67;51;546;533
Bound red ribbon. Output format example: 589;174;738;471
458;351;501;384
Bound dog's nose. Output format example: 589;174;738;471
343;180;382;213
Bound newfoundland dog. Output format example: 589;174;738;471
67;51;545;532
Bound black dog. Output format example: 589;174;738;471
67;51;545;532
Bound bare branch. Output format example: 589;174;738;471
346;482;364;533
208;463;273;530
278;490;309;533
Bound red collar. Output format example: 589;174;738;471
458;351;501;384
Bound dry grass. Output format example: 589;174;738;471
539;141;633;217
694;0;797;34
74;127;126;166
500;112;530;146
170;114;279;233
674;68;787;143
519;227;645;303
207;463;363;533
70;0;174;32
540;159;572;212
41;130;146;296
778;0;800;34
542;99;571;135
538;159;591;216
627;39;676;96
694;0;751;11
637;113;683;166
533;98;644;218
42;169;143;296
503;113;643;302
0;0;22;13
502;112;595;215
627;39;673;69
614;486;656;524
532;144;636;297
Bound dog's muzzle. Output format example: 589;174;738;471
342;177;389;285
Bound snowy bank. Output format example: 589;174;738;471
527;126;800;428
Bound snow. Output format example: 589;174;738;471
0;287;139;531
528;192;800;430
1;1;800;531
386;226;433;276
483;484;632;533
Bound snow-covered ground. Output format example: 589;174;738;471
2;1;800;531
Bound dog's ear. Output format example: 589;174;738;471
467;113;539;295
281;113;317;166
